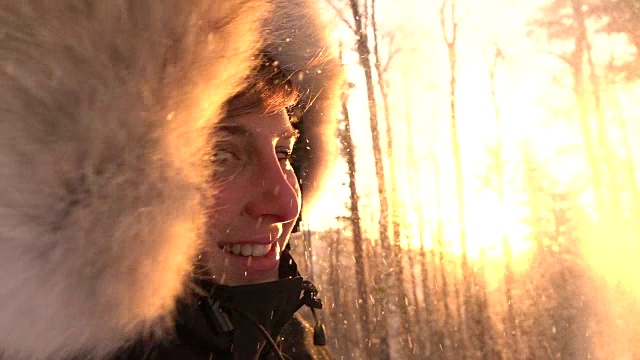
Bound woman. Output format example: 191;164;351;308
0;1;340;359
116;54;335;360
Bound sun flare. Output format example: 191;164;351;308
307;0;640;301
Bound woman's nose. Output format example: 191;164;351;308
243;156;300;223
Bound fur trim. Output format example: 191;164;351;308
266;0;344;209
0;1;267;359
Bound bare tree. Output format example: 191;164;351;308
611;85;640;218
530;0;616;223
590;0;640;81
326;1;394;357
439;0;474;356
369;0;414;357
336;61;374;355
434;155;456;358
404;90;434;357
326;229;345;356
572;0;623;219
486;44;520;358
519;147;593;358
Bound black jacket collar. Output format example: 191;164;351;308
175;249;311;359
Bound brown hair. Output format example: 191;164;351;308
224;53;301;118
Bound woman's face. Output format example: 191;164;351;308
204;109;301;285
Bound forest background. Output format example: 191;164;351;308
290;0;640;358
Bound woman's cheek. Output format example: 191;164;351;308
211;180;244;211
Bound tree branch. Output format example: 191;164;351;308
539;48;574;67
381;35;400;74
326;0;357;33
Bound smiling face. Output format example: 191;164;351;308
203;108;301;285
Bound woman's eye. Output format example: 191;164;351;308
211;149;237;164
210;145;245;177
275;148;294;164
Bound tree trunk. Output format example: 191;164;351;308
475;250;499;360
338;79;374;355
487;45;520;358
440;0;472;356
370;0;414;356
612;86;640;218
327;230;344;356
302;225;315;282
348;1;393;358
407;247;425;357
431;152;456;358
574;0;622;221
566;0;609;222
403;87;435;358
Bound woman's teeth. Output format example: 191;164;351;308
223;243;272;257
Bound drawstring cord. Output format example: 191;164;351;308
225;280;328;359
196;277;326;359
300;280;326;346
223;304;287;360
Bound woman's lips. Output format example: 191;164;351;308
217;241;282;274
222;243;272;257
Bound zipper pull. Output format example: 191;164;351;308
311;307;327;346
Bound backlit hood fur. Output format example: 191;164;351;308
0;1;338;359
266;3;343;209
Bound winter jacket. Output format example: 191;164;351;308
115;314;331;360
0;1;341;360
113;250;333;360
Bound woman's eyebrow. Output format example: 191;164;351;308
216;124;251;137
216;123;298;141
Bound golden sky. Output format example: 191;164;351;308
308;0;640;289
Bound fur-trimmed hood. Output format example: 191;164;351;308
266;3;343;209
0;1;339;359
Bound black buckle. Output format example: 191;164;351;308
301;280;323;309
